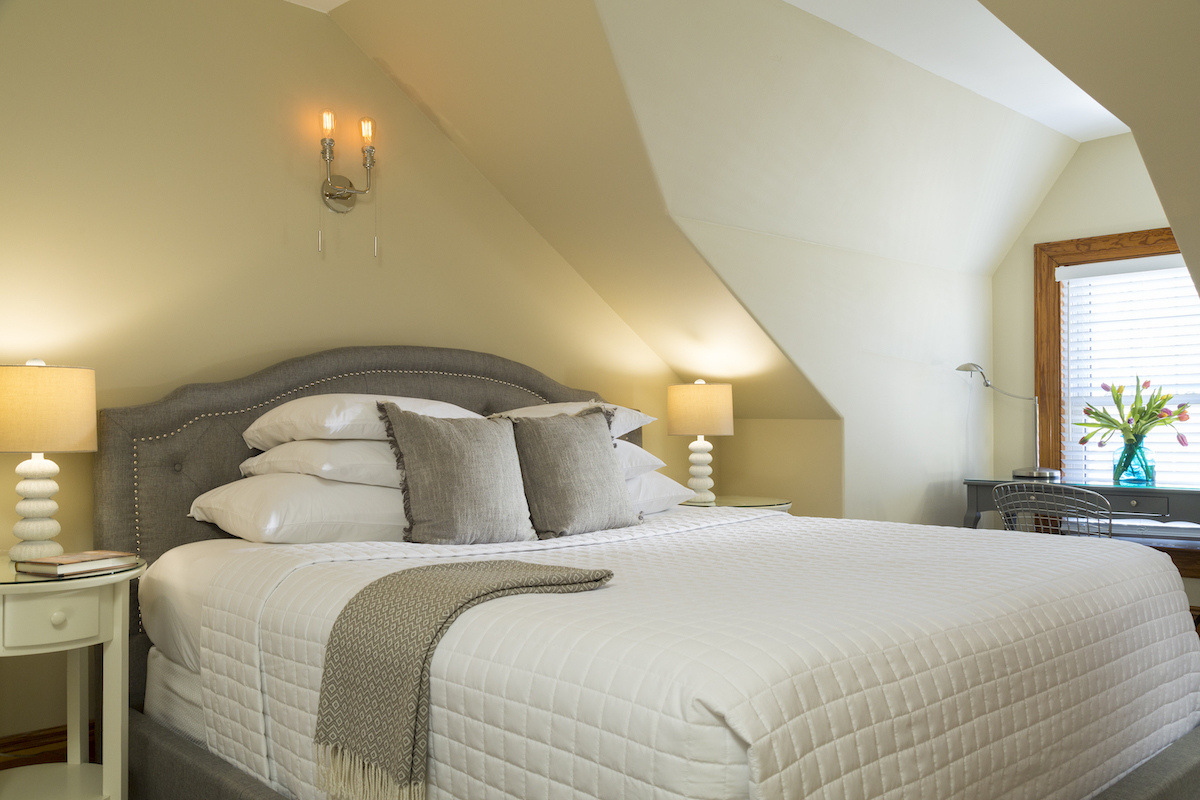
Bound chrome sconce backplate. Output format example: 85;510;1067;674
322;175;357;213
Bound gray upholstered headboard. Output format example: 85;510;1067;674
93;345;635;676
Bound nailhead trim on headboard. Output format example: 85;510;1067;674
128;367;551;558
126;368;553;631
99;343;642;699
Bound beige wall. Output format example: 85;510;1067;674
328;0;844;519
716;420;843;519
594;0;1076;523
0;0;681;737
990;133;1169;478
329;0;835;422
679;220;992;523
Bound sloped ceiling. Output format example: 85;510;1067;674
979;0;1200;289
780;0;1126;142
326;0;1084;521
593;0;1074;276
590;0;1077;521
329;0;835;421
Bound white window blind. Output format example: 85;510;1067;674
1062;265;1200;485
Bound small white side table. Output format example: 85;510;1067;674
683;495;792;512
0;557;145;800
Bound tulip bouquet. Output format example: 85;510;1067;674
1077;379;1190;484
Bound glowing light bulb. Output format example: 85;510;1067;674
321;109;335;139
360;117;375;147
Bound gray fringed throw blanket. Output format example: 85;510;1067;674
314;560;613;800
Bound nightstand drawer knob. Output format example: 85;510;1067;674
1130;500;1139;507
4;588;101;648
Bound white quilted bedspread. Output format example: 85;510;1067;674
199;508;1200;800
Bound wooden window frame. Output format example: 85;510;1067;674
1033;227;1180;472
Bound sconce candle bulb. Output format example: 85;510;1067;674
319;108;376;213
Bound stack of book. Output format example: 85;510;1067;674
13;550;138;577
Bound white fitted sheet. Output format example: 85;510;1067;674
147;508;1200;800
144;645;205;747
141;538;273;672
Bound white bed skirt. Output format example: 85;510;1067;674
144;645;205;747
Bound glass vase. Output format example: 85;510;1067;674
1113;436;1156;485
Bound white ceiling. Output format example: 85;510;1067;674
294;0;1127;143
782;0;1127;142
285;0;348;12
597;0;1076;276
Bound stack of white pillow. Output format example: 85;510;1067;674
190;394;695;544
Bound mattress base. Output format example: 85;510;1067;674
130;709;286;800
1094;723;1200;800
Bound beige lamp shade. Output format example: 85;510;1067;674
0;365;97;453
667;381;733;436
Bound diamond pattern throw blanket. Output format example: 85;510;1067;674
314;560;613;800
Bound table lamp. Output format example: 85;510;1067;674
0;361;97;560
957;362;1061;481
667;380;734;505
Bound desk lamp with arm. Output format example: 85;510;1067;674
957;362;1061;481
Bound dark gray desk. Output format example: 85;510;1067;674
965;478;1200;578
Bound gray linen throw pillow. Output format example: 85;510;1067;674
379;403;536;544
512;410;641;538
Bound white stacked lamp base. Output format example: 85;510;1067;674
9;453;63;561
687;436;716;505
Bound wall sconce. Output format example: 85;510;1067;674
320;109;376;213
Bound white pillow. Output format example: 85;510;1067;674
240;439;400;488
243;393;481;450
190;473;407;544
494;401;654;438
625;471;695;515
613;439;666;480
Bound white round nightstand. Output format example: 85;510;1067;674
0;557;145;800
683;495;792;512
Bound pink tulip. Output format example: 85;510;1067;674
1180;413;1191;422
1101;383;1111;391
1143;380;1152;389
1179;433;1189;447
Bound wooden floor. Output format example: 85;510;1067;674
0;723;95;770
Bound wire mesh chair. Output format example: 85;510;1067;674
992;481;1113;537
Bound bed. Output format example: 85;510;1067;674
92;345;1200;800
